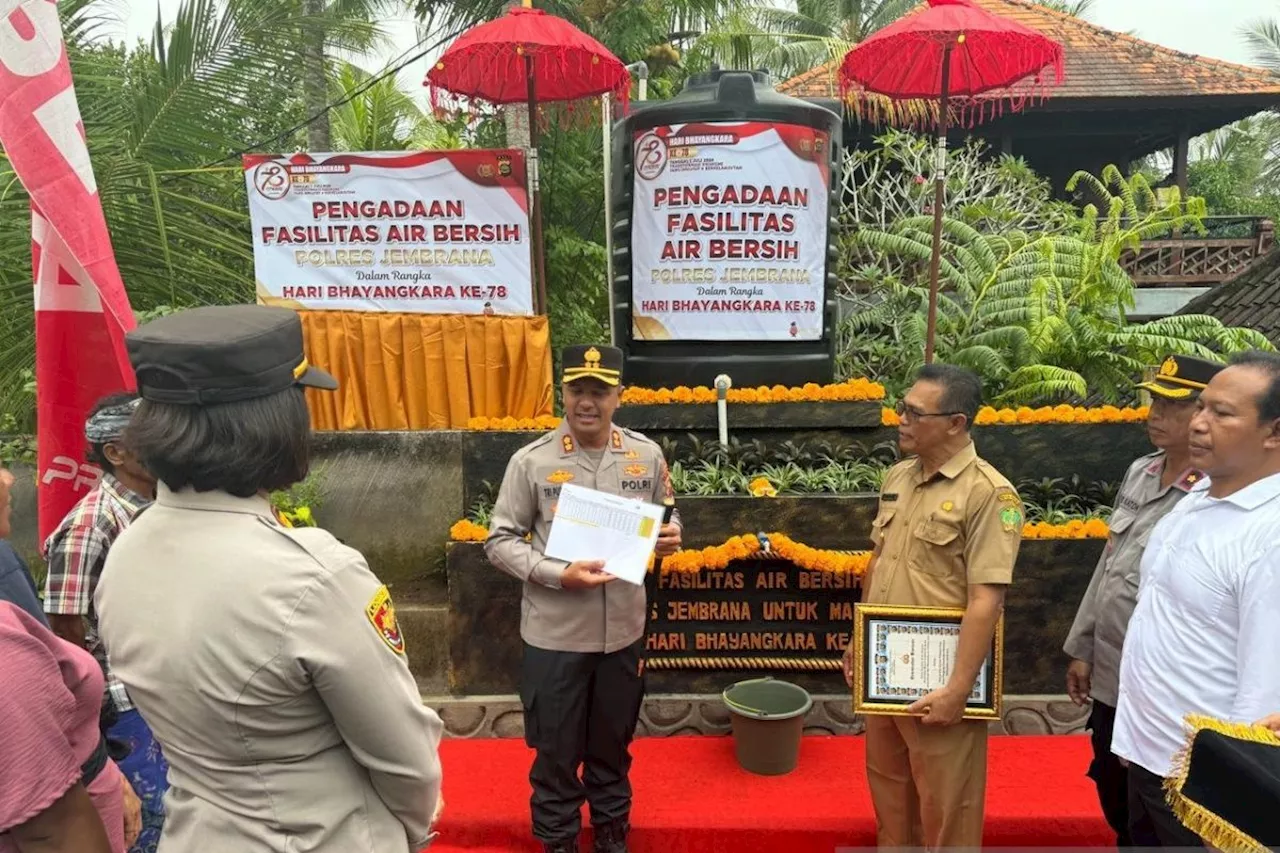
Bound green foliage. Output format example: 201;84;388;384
659;433;900;470
839;130;1076;295
0;0;456;424
838;166;1273;404
1184;117;1280;224
1017;474;1117;522
669;458;888;496
269;465;328;527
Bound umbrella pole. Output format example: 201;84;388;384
924;44;952;365
526;53;549;315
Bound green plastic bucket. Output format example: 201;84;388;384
722;677;813;776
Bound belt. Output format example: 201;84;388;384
80;735;110;785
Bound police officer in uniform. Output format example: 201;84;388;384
1063;353;1222;846
486;345;682;853
95;305;444;853
842;364;1021;849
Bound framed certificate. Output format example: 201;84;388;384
852;603;1003;721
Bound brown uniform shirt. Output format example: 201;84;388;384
867;442;1022;608
485;421;679;653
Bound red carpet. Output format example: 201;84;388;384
430;734;1113;852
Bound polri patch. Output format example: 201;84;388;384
366;585;406;656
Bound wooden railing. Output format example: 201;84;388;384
1122;217;1275;287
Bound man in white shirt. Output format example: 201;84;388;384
1112;350;1280;846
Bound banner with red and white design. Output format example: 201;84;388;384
630;121;831;342
0;0;136;543
243;150;534;315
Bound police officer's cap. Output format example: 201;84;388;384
1136;354;1223;400
127;305;338;405
561;345;623;386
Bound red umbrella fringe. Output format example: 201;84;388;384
839;36;1065;130
428;89;622;134
843;77;1061;131
426;41;630;111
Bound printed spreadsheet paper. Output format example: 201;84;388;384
545;483;664;585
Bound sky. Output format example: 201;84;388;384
118;0;1269;102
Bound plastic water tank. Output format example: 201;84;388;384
610;68;842;389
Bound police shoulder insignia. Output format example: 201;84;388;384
624;463;648;477
547;469;575;484
365;585;405;656
611;430;624;450
561;434;574;454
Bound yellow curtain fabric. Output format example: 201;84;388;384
299;310;553;430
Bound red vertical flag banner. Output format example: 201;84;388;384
0;0;136;543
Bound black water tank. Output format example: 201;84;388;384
611;68;842;389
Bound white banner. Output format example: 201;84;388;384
630;121;831;341
244;150;533;314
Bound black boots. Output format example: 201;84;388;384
541;820;629;853
592;820;630;853
542;842;576;853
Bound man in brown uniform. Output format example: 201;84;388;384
842;363;1022;848
486;345;683;853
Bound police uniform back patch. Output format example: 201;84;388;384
366;585;406;656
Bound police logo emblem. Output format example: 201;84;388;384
547;469;575;484
624;464;648;477
365;585;405;656
1160;356;1178;377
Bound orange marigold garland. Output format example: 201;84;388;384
450;520;1111;550
882;404;1149;426
449;519;489;542
621;378;886;405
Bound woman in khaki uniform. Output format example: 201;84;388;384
95;306;444;853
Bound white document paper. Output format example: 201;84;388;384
544;483;664;585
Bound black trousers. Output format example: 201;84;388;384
1128;762;1205;848
520;639;646;844
1086;701;1133;846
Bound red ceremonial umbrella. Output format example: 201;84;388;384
426;0;631;314
839;0;1064;363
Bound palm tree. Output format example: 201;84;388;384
0;0;442;421
1243;14;1280;72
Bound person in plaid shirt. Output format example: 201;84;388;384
44;393;162;853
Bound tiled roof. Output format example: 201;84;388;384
1178;251;1280;345
778;0;1280;104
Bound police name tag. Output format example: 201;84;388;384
545;483;665;585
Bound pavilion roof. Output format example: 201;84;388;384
1179;251;1280;346
778;0;1280;106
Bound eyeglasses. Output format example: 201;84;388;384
894;401;964;422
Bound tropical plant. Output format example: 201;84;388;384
0;0;449;425
1033;0;1097;17
686;0;915;80
839;167;1274;404
328;62;464;151
1243;13;1280;73
839;130;1076;294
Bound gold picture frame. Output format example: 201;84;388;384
853;603;1003;721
